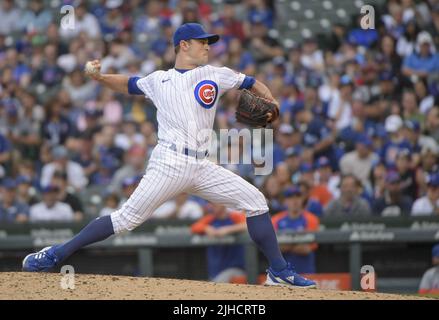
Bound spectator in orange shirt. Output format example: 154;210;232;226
191;203;247;283
271;186;319;274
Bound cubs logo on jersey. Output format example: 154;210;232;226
194;80;218;109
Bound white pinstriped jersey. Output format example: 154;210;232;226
134;65;245;150
110;66;268;234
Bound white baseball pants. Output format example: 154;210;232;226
111;143;268;234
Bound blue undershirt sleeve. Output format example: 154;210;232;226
128;76;144;95
238;76;256;90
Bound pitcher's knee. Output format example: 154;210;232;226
110;205;147;234
245;191;269;217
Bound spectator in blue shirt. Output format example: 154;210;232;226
225;37;255;73
284;146;303;184
403;31;439;79
273;124;301;167
347;15;379;48
17;0;52;34
272;186;320;274
0;178;29;223
0;132;11;176
41;99;74;147
304;79;328;119
32;44;65;88
99;0;125;40
247;1;274;29
373;171;413;217
294;106;336;168
91;155;119;186
150;19;174;57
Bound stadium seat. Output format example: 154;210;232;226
300;20;325;35
322;0;334;11
287;19;299;30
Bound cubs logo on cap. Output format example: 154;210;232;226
194;80;218;109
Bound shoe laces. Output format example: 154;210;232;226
34;248;57;265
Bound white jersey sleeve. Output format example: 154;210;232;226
135;72;157;100
214;66;246;92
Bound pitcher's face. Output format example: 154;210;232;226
184;39;210;65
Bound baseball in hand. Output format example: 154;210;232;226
84;60;100;79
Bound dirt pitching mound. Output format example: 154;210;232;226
0;272;427;300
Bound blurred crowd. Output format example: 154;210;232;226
0;0;439;224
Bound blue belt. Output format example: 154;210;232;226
168;143;209;160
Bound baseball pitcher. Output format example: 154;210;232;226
22;23;316;288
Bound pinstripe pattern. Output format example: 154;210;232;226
111;65;266;234
111;144;194;233
135;65;245;150
192;159;269;217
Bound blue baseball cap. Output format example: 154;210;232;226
173;23;219;47
299;163;313;173
292;101;305;114
284;74;298;87
100;156;118;170
356;134;373;148
285;146;302;158
16;175;32;185
316;157;331;169
379;70;394;81
426;173;439;187
6;103;18;116
340;74;353;86
160;18;172;28
292;102;305;114
370;124;387;139
385;171;401;184
433;244;439;258
249;11;267;25
283;186;302;198
404;120;421;132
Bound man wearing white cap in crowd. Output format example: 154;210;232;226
274;124;301;167
381;115;412;166
402;31;439;78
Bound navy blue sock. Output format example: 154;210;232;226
246;212;287;272
55;216;115;261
